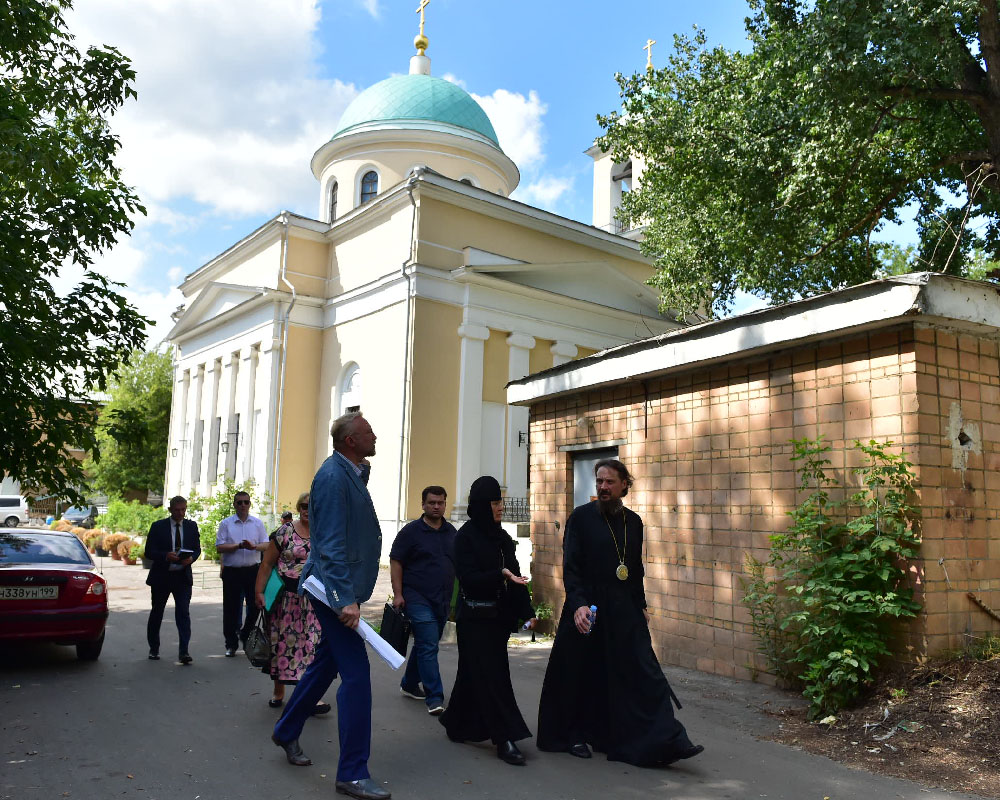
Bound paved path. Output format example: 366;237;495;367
0;558;989;800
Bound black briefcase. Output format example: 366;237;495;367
379;602;411;658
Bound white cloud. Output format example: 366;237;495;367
441;73;467;89
473;88;547;171
359;0;380;18
167;267;184;283
514;175;575;209
67;0;358;218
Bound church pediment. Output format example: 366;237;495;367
166;283;270;341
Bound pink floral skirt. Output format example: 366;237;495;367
266;590;321;684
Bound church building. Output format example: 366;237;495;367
163;18;676;548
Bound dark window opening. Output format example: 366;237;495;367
360;171;378;204
329;181;339;221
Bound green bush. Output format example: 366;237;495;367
99;498;167;535
742;437;922;718
186;477;272;562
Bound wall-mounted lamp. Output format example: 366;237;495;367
171;448;179;457
220;441;230;454
518;431;528;447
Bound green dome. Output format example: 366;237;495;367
333;74;500;148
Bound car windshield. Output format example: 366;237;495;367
0;533;91;565
63;507;90;517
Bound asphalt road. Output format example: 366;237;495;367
0;559;990;800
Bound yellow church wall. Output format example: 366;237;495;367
285;236;329;298
577;346;597;359
330;205;413;295
481;329;509;405
273;324;322;507
320;139;510;207
415;197;652;284
529;338;554;375
406;298;463;520
313;300;409;522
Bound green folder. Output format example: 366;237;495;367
264;568;284;611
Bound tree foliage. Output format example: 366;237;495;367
1;0;147;502
86;349;172;497
600;0;1000;317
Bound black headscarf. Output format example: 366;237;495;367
467;475;503;535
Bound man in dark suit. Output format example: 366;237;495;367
272;412;389;800
145;495;201;664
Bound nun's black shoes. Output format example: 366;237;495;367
664;743;704;766
569;742;592;758
497;741;526;765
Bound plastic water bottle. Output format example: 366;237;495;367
585;604;597;634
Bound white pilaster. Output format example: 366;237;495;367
188;365;205;487
453;323;490;518
233;347;255;483
222;353;240;480
165;364;187;497
551;340;578;367
176;370;191;494
197;360;220;494
260;338;281;501
505;333;535;499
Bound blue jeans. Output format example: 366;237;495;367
400;602;447;708
274;600;371;781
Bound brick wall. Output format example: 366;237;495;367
528;323;1000;682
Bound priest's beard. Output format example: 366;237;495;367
598;498;624;516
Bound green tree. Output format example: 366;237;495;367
1;0;147;503
86;349;172;497
600;0;1000;318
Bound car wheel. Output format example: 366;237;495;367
4;516;18;527
76;632;105;661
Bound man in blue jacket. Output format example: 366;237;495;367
272;412;389;800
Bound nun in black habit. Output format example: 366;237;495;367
439;476;537;765
536;458;704;767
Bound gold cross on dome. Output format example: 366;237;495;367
416;0;430;36
644;38;656;71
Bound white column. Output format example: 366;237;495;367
453;323;490;519
505;333;535;499
551;340;578;367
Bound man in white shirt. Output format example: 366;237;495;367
215;491;268;657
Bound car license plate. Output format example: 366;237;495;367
0;585;58;600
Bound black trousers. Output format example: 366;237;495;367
147;573;192;656
222;564;260;649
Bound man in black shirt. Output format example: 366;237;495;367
389;485;457;716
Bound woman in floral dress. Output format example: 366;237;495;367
255;492;329;712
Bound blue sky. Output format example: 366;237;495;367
66;0;756;344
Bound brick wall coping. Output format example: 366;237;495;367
508;272;1000;405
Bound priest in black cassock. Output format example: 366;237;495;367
536;458;704;767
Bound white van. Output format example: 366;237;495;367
0;496;29;527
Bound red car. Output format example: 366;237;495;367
0;529;109;660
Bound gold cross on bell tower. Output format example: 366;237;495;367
644;38;656;72
414;0;431;55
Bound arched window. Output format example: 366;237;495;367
328;181;338;221
360;171;378;204
339;363;362;416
